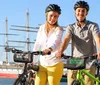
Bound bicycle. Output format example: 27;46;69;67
5;47;50;85
62;55;100;85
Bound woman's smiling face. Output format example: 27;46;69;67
46;11;59;25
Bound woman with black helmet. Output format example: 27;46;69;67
33;4;63;85
56;1;100;85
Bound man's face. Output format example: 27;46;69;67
75;8;88;22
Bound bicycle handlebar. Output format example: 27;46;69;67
5;47;51;55
62;55;97;59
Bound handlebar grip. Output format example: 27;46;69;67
5;47;11;52
61;54;71;59
33;51;42;55
33;51;51;55
12;48;23;53
88;55;97;60
47;51;51;55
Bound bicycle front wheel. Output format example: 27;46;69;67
14;77;34;85
14;72;35;85
13;74;26;85
14;77;22;85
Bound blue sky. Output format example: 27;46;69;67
0;0;100;62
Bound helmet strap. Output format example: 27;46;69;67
76;18;86;23
46;19;58;26
76;18;86;27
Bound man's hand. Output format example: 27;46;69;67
97;53;100;60
55;50;62;59
93;53;100;60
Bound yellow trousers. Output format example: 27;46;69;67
67;66;96;85
35;62;63;85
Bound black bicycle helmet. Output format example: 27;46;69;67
74;1;89;11
45;4;61;14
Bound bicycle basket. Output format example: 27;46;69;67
66;57;85;70
13;52;33;63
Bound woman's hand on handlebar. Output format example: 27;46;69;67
42;48;52;55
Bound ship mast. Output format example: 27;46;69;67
5;17;8;63
0;17;22;63
9;8;38;51
26;9;29;51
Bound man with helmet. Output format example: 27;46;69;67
56;1;100;85
33;4;63;85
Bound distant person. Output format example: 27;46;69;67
55;1;100;85
33;4;63;85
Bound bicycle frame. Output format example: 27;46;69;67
77;69;100;85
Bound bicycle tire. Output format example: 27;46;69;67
14;78;34;85
13;74;26;85
71;80;81;85
14;77;22;85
